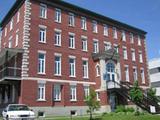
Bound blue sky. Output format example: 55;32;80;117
0;0;160;60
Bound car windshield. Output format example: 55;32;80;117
8;105;30;111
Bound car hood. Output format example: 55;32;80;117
7;111;35;116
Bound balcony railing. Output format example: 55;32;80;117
0;67;21;80
106;80;120;90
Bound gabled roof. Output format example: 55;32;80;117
0;0;147;35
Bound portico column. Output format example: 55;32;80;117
0;88;2;104
12;85;15;103
4;87;8;103
99;57;106;90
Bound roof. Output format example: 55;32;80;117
0;0;147;35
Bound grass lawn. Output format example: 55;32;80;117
44;114;160;120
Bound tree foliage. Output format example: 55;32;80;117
85;88;100;120
147;87;160;102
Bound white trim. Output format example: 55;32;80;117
69;32;75;36
39;24;47;29
69;55;76;59
81;35;87;39
38;50;46;54
22;77;96;85
93;38;99;42
54;53;62;56
82;57;89;61
54;28;62;32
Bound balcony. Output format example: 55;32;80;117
0;67;21;81
106;80;120;90
0;48;23;81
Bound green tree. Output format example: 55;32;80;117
85;88;100;120
129;81;143;114
147;87;160;102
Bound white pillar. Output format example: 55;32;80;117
4;88;8;103
100;58;106;90
0;91;2;104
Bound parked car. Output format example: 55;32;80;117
2;104;35;120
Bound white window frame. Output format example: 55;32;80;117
15;30;19;47
69;32;75;49
5;28;7;37
81;17;87;30
93;39;99;53
38;51;46;74
39;25;47;43
8;39;12;48
54;29;62;46
141;68;145;84
54;84;61;101
84;86;90;99
92;20;98;33
17;11;20;23
133;67;137;81
131;49;136;61
104;24;108;36
10;18;13;31
69;56;76;77
125;65;129;82
139;51;143;63
82;58;89;79
95;64;100;77
55;8;61;23
122;30;126;41
70;85;77;101
96;92;100;101
130;33;134;43
40;3;47;19
81;36;88;52
113;44;119;53
69;13;75;27
37;83;46;101
123;46;128;60
54;54;62;76
138;35;141;46
113;27;117;39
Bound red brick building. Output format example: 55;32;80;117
0;0;149;116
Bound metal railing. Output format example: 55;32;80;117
0;67;21;80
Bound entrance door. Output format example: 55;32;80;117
109;93;116;112
106;63;115;81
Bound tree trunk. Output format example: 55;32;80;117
90;109;93;120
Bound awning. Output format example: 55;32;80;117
0;48;24;66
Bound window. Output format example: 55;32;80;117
92;21;98;33
123;47;128;60
55;8;61;23
104;42;111;51
141;68;145;84
96;65;100;77
54;84;61;101
83;60;89;78
54;29;61;46
38;83;45;101
133;67;137;81
125;65;129;82
130;33;134;43
69;57;76;77
106;62;115;81
121;30;126;41
104;24;108;36
93;40;99;53
40;4;47;19
82;36;88;51
69;13;75;26
10;18;13;31
8;39;12;48
38;52;45;74
84;86;89;99
81;17;87;30
70;85;77;101
17;11;20;23
54;55;61;76
138;35;141;46
114;44;119;53
96;92;100;101
39;26;46;43
113;27;117;39
131;49;136;61
139;51;143;63
69;33;75;49
15;32;19;47
5;28;7;37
